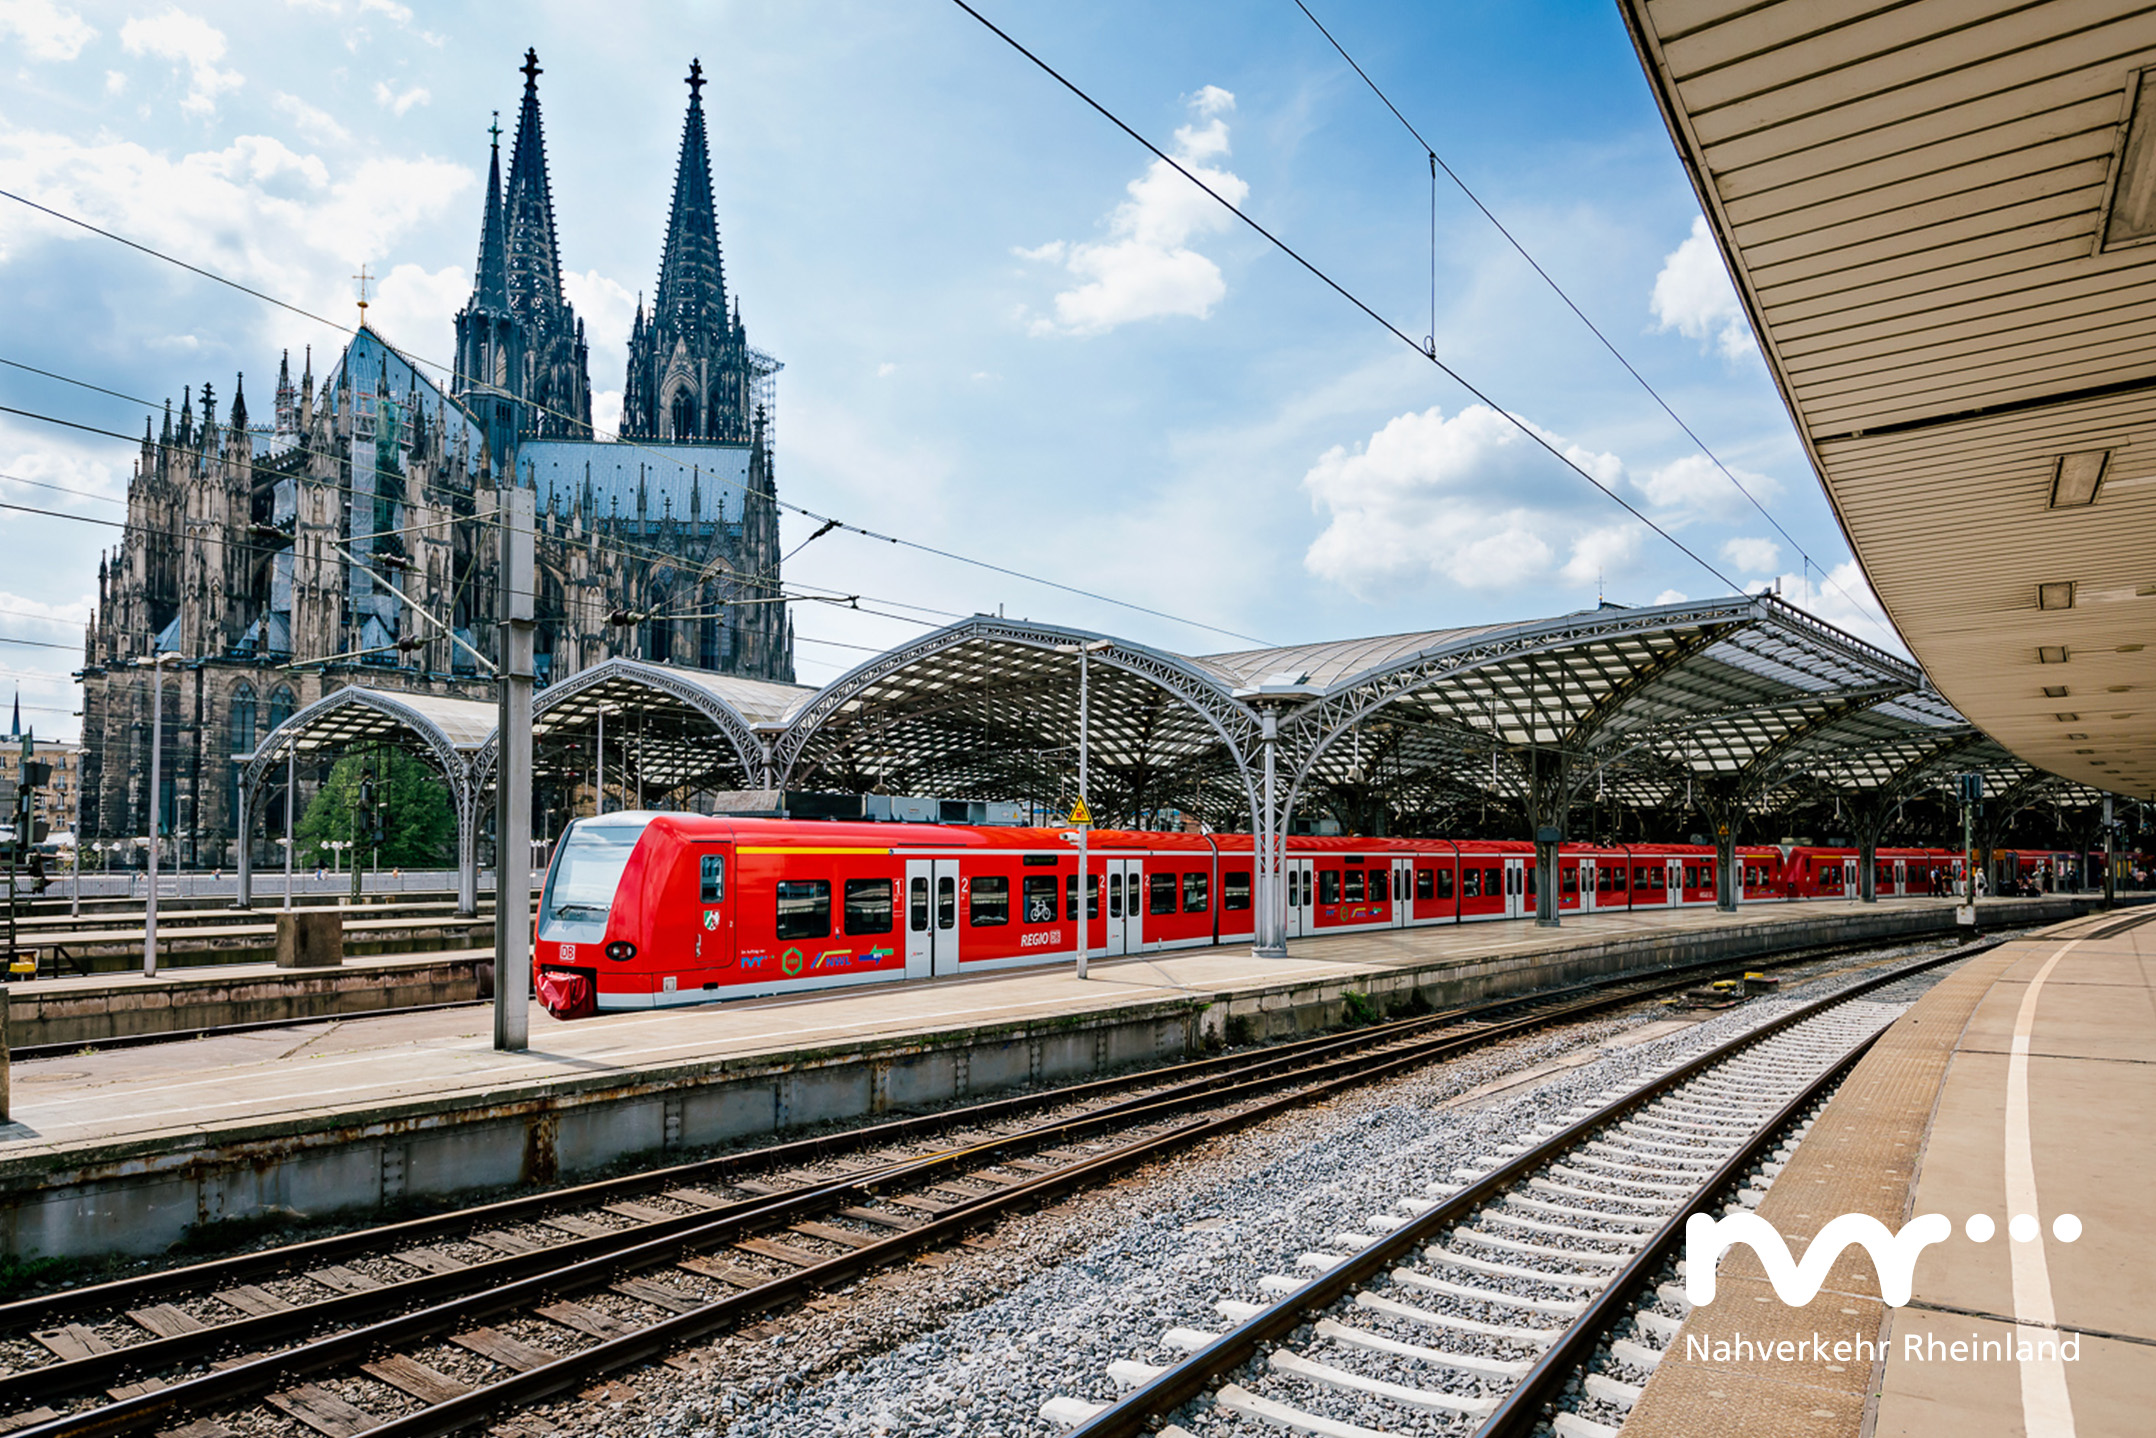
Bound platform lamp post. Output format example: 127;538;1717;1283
1055;640;1111;980
495;487;536;1053
134;650;183;979
1957;771;1983;928
1234;674;1324;959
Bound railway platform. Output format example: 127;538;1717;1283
0;894;2117;1262
1621;903;2156;1438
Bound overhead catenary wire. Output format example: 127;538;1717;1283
1287;0;1893;637
946;0;1741;594
0;186;1272;648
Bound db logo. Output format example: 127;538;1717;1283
559;944;577;962
1686;1210;2083;1307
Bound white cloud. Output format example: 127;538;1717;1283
1635;452;1780;517
365;261;465;350
1651;215;1755;361
1301;402;1643;597
1019;87;1249;336
372;79;428;116
1748;560;1903;652
1653;589;1688;604
0;0;96;61
591;388;623;439
0;126;471;345
120;7;244;117
875;362;896;377
103;68;125;93
273;91;349;144
1721;536;1780;574
561;268;636;431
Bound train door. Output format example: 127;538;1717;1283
1577;859;1595;913
1893;859;1907;896
1391;858;1413;927
1503;857;1527;918
1842;858;1858;896
1102;858;1144;956
904;858;961;979
1284;857;1315;938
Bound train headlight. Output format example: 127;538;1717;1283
603;941;637;962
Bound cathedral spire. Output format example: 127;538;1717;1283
653;57;728;341
474;110;509;312
504;47;566;323
229;372;247;431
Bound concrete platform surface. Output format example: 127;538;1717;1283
1623;904;2156;1438
1;898;1981;1154
0;895;2101;1259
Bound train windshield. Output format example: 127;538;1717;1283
540;816;650;937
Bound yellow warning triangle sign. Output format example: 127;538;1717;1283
1068;798;1093;825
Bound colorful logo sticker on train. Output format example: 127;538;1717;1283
864;946;895;964
740;950;768;969
703;910;720;930
813;948;853;968
780;947;805;977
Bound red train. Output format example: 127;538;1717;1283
530;813;1969;1018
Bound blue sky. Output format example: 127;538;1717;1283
0;0;1893;739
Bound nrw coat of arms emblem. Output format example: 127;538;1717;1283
702;910;720;930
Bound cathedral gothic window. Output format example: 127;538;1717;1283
230;683;257;757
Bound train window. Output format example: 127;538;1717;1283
1022;875;1059;923
1633;865;1650;888
1611;867;1626;892
1064;873;1101;920
1149;872;1177;915
1699;866;1714;891
1652;868;1666;890
1485;867;1501;897
1343;869;1366;902
1318;869;1341;905
844;878;893;935
910;877;930;931
1561;867;1578;894
1183;872;1208;912
1462;868;1481;898
1435;867;1454;899
1524;866;1535;897
1683;865;1698;889
970;875;1010;927
1595;866;1609;892
774;880;831;940
1369;870;1389;903
1223;870;1251;911
936;876;956;929
1415;867;1433;901
699;854;724;904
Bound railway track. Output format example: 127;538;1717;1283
1036;940;1991;1438
0;936;1966;1438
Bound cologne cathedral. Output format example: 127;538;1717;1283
77;51;794;867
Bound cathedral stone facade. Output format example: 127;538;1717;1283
77;52;794;868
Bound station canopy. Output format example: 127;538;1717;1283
241;594;2118;840
1618;0;2156;800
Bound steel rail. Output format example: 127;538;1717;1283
2;940;1880;1437
1061;935;1997;1437
4;928;1898;1332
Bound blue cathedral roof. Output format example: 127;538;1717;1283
519;439;751;527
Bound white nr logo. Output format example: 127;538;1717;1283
1686;1212;1951;1307
1687;1208;2085;1308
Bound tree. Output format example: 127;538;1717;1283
297;750;456;868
